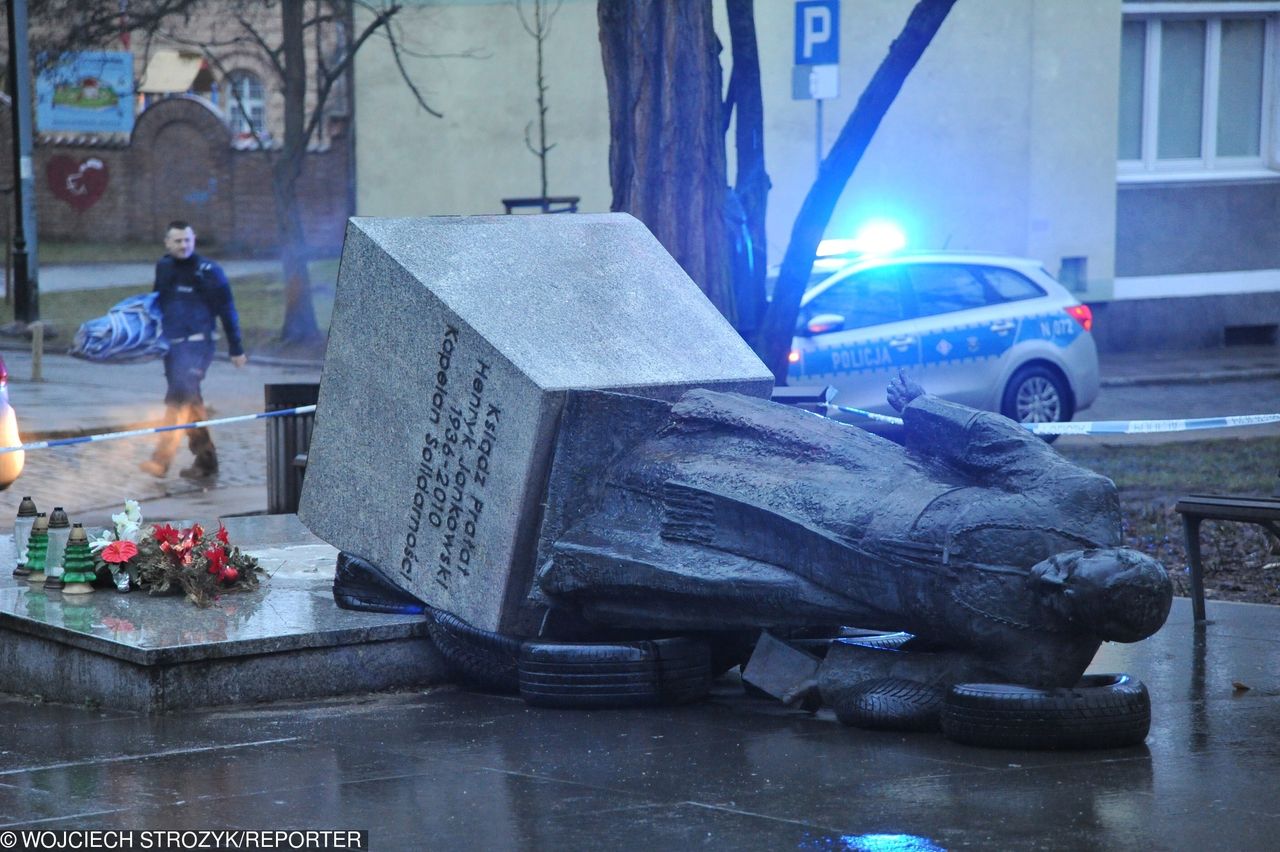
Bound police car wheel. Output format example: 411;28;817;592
1001;364;1072;441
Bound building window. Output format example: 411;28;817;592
226;71;265;137
1119;8;1276;179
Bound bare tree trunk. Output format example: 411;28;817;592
756;0;957;381
598;0;734;322
533;1;550;199
517;0;562;202
725;0;768;336
276;0;320;344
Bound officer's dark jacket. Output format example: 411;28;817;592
152;253;244;357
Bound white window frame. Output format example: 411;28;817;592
1119;2;1280;183
226;70;266;137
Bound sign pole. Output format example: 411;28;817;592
794;0;839;179
815;99;823;176
5;0;39;323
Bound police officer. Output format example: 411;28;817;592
140;221;247;479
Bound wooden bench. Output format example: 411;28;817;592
501;196;580;214
1174;493;1280;622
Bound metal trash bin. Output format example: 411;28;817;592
265;383;320;515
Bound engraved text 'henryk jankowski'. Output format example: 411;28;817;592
401;325;502;591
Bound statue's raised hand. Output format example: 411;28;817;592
887;369;925;413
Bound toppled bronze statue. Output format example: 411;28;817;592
537;371;1172;698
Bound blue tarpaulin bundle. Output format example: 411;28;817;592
69;292;169;363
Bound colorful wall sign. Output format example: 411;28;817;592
36;51;135;134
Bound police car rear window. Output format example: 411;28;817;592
977;266;1046;302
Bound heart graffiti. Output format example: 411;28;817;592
47;155;111;211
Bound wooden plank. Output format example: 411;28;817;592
1175;496;1280;522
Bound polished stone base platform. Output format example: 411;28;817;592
0;515;445;713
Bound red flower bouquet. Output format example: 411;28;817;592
96;510;261;607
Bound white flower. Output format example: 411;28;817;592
111;500;144;538
97;500;145;550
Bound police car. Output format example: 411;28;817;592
789;253;1099;427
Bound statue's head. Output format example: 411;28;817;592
1029;548;1173;642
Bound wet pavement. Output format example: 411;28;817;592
1096;344;1280;386
1;595;1277;849
1062;345;1280;446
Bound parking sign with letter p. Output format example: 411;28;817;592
795;0;839;66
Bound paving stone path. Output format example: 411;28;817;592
0;420;268;529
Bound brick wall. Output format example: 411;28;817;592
0;96;352;256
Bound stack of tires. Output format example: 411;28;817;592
813;632;1153;750
425;608;713;709
425;605;1151;749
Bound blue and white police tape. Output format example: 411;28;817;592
825;404;1280;436
0;405;318;455
5;402;1277;455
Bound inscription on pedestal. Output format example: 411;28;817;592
401;324;501;595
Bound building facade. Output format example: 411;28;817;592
352;0;1280;351
1106;0;1280;349
1;96;351;253
3;2;354;254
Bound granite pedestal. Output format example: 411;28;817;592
300;214;773;635
0;516;444;713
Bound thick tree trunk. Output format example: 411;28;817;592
276;178;319;343
598;0;734;322
756;0;957;381
725;0;769;337
276;0;320;344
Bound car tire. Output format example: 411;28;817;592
424;607;521;694
331;552;427;615
518;637;712;709
1001;364;1073;442
834;677;946;732
940;673;1151;750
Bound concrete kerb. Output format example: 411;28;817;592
1100;366;1280;388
